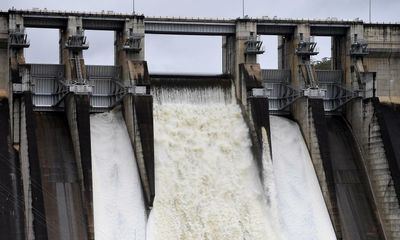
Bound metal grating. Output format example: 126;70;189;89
316;70;359;111
316;70;342;84
30;64;65;108
144;21;235;35
261;69;296;112
86;65;121;110
29;64;124;111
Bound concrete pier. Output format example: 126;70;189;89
1;9;400;239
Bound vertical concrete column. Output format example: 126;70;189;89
60;16;87;83
333;24;365;88
222;35;235;75
60;16;93;240
236;20;257;104
0;96;25;240
9;13;26;84
277;36;290;70
293;24;311;88
0;16;9;98
115;16;145;85
8;14;46;240
222;19;257;105
116;16;155;207
8;13;26;145
21;93;48;240
332;35;347;71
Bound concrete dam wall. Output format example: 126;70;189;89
1;9;400;240
4;76;400;240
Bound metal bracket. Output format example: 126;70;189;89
245;34;265;55
68;84;93;95
65;29;89;50
250;88;270;97
104;79;149;108
123;31;142;52
9;28;30;49
303;88;326;98
264;82;302;111
12;83;30;94
350;37;368;56
296;36;318;56
323;84;360;111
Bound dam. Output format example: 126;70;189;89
1;8;400;240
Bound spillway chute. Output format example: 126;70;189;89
148;81;280;240
91;110;147;240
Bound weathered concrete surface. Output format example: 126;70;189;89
22;93;48;240
0;97;25;240
327;115;383;240
222;20;257;104
364;25;400;98
247;96;272;182
65;94;93;240
134;95;155;205
34;111;88;240
115;16;145;85
346;98;400;240
122;95;150;207
122;94;155;207
0;16;8;98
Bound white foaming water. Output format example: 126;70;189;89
91;110;147;240
149;86;279;240
270;116;336;240
260;127;282;235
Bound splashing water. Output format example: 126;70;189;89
91;111;147;240
270;116;336;240
148;86;279;240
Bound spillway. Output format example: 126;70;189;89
91;110;147;240
35;112;87;239
269;116;336;240
326;116;382;239
149;83;279;240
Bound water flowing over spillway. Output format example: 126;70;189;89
91;111;147;240
149;85;279;240
269;116;336;240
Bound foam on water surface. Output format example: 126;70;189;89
149;86;279;240
91;110;147;240
270;116;336;240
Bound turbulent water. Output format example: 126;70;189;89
91;111;147;240
148;86;279;240
269;116;336;240
89;85;336;240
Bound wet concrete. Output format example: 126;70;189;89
373;99;400;202
0;97;25;240
34;112;88;240
327;116;382;240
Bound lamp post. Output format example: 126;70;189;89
369;0;371;23
242;0;245;18
133;0;135;15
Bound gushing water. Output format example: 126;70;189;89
91;111;147;240
269;116;336;240
148;86;279;240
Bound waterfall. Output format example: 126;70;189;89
91;110;147;240
269;116;336;240
148;85;279;240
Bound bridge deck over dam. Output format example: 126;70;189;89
2;9;362;35
0;8;400;240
